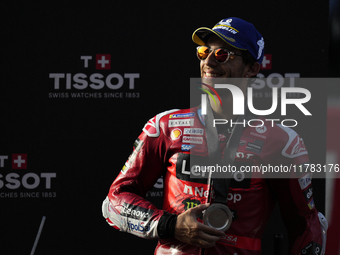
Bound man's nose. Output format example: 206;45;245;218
204;51;218;66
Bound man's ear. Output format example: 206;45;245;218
245;62;261;77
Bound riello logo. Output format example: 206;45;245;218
49;54;140;90
200;83;311;128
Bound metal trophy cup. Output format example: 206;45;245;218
203;203;233;232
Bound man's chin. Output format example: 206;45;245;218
201;77;225;87
202;77;247;87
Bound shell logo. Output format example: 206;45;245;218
171;128;182;140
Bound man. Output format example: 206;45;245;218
102;17;326;254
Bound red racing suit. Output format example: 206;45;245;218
102;107;323;255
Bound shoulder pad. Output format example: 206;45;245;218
142;109;180;137
277;124;308;158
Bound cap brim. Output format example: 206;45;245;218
192;27;246;51
192;27;212;45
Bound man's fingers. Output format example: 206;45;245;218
174;203;225;248
187;204;225;237
197;221;225;237
192;231;223;248
188;203;210;214
193;239;216;249
199;230;224;242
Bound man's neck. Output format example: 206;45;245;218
210;93;238;121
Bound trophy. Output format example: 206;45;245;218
203;203;233;232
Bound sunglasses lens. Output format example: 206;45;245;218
197;47;230;63
214;49;229;63
197;46;210;60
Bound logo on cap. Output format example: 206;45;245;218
257;37;265;60
213;19;238;35
219;19;232;26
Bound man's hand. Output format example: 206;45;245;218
174;203;225;248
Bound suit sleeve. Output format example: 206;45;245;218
102;111;175;239
268;125;323;254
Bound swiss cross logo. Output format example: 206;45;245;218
261;54;272;70
12;154;27;169
96;54;111;70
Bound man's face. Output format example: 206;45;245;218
200;35;249;79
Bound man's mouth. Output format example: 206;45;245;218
204;72;222;78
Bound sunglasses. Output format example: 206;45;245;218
196;46;243;63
